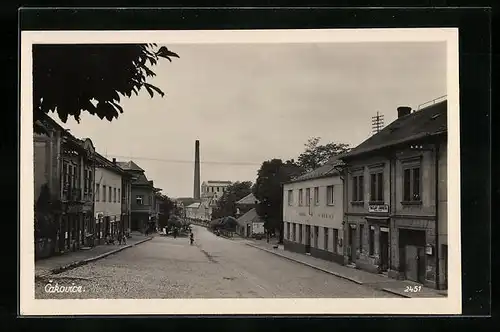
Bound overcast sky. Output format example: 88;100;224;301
53;42;446;198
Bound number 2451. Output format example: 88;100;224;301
404;285;422;293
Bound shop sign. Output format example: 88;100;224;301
368;204;389;213
380;227;389;232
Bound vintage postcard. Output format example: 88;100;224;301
20;28;461;315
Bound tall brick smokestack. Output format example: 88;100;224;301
193;140;201;200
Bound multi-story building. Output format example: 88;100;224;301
34;114;95;255
201;180;232;200
282;157;345;264
341;99;447;290
93;154;131;242
116;160;157;232
121;166;133;237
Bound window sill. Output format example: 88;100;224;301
401;201;422;206
327;203;335;206
350;201;364;206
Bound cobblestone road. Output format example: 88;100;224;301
35;226;396;299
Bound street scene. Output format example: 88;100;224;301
35;226;396;299
30;35;450;302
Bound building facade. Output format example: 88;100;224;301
282;158;345;265
34;114;96;256
116;160;157;232
93;155;129;242
341;100;447;290
201;180;232;199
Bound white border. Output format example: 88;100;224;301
20;28;461;315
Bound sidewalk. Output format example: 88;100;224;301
35;232;153;278
246;239;446;298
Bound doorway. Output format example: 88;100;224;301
348;225;356;263
246;224;251;238
305;225;311;253
379;229;389;272
399;229;426;284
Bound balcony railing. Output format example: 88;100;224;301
62;186;81;202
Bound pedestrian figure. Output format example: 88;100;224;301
190;232;194;245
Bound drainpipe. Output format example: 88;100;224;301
388;153;392;272
434;143;440;290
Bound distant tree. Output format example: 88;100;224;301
158;195;176;229
33;44;179;127
252;159;303;243
211;181;253;219
297;137;350;173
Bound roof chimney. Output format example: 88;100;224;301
112;158;116;165
397;106;412;118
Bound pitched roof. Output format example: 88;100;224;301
236;208;262;227
343;100;447;159
116;160;144;172
287;155;344;184
236;192;259;205
132;173;152;186
186;202;201;209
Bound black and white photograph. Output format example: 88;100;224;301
21;28;461;315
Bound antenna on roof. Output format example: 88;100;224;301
371;111;385;135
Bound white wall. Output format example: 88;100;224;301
283;176;343;228
253;222;265;234
94;167;122;220
283;175;344;252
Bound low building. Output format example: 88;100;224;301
235;192;259;218
185;201;211;222
282;157;345;265
236;208;265;238
340;99;447;290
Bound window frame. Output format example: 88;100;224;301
351;172;364;203
324;227;329;251
96;183;100;201
369;170;384;203
287;189;293;206
298;189;303;206
369;226;375;255
136;195;143;206
305;188;311;206
332;228;338;254
326;185;335;205
314;187;320;205
102;185;107;202
401;157;423;204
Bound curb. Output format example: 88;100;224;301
37;237;153;277
246;243;411;298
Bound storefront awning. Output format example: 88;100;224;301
365;216;389;223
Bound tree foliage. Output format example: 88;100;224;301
158;195;176;229
211;181;253;220
34;184;59;241
297;137;350;173
33;44;179;124
252;159;303;241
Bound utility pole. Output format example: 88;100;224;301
371;111;385;135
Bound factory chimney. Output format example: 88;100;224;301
193;140;201;200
